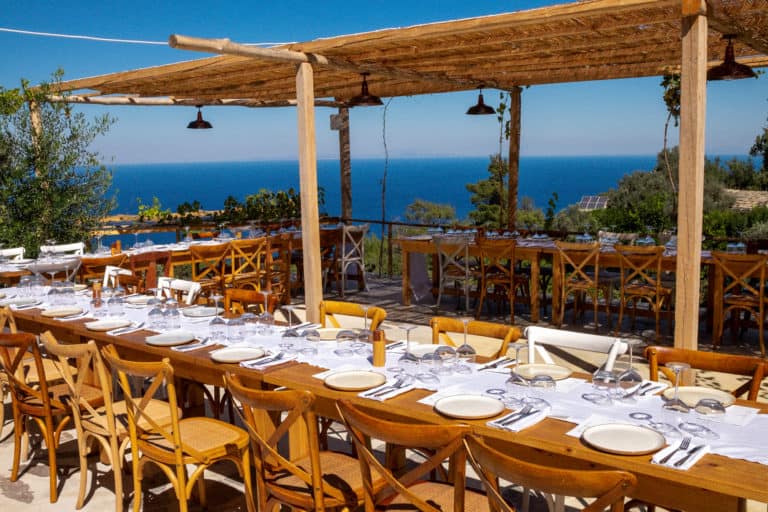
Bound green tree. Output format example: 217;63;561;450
466;155;508;228
0;70;114;257
404;199;456;225
516;196;545;230
750;115;768;173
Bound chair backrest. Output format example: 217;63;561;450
40;241;85;256
614;244;665;290
645;345;767;401
524;326;627;371
102;265;138;289
597;231;638;246
464;435;636;512
0;246;25;260
477;237;516;279
340;224;368;263
0;332;69;418
711;251;768;303
319;300;386;331
189;242;230;284
39;333;118;440
555;241;601;289
100;346;190;466
157;277;202;305
228;237;268;287
80;254;128;284
433;234;473;275
266;233;293;303
224;287;278;315
0;306;18;333
337;399;472;512
225;374;358;511
430;316;521;359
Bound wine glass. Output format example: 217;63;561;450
208;293;226;342
184;226;192;243
454;316;476;373
396;324;420;370
358;305;372;341
616;339;644;402
258;289;274;326
663;361;692;413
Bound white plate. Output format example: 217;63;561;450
145;331;196;347
514;363;572;381
125;295;152;306
181;306;223;318
85;318;132;332
1;297;40;307
661;386;735;408
210;346;265;363
434;395;505;419
41;307;83;318
324;370;386;391
581;424;665;455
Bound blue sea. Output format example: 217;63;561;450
108;155;661;223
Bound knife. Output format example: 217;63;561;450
478;357;512;371
673;444;705;467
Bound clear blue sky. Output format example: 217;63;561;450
1;0;766;164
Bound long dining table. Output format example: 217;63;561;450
7;297;766;512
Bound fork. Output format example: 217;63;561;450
659;436;691;465
367;376;409;398
478;357;512;371
498;405;533;426
249;352;285;367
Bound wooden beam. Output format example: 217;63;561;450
507;87;522;229
45;94;343;108
674;2;707;352
335;107;352;219
296;62;322;324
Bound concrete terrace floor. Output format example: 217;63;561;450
0;275;766;511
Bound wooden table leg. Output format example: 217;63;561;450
529;253;541;323
401;249;411;305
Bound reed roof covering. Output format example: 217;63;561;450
55;0;768;106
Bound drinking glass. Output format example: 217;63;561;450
148;301;166;330
133;232;140;249
241;312;259;337
524;374;556;408
616;338;643;402
454;316;476;374
334;330;356;357
505;342;530;405
208;294;226;342
433;345;456;377
258;290;274;328
163;298;181;329
184;226;192;242
228;316;245;345
397;324;419;362
678;398;725;440
107;291;125;317
358;305;373;342
416;352;441;386
663;361;691;413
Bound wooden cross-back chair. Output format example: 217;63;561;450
127;249;171;290
475;237;530;322
554;241;613;331
0;306;18;434
189;242;231;297
711;251;768;357
40;333;174;512
319;226;342;293
0;332;103;503
433;233;480;313
430;316;521;360
464;435;636;512
101;346;253;512
646;346;767;401
225;374;367;512
79;253;128;285
319;300;387;331
614;245;672;341
227;237;268;290
337;223;369;297
224;287;278;316
336;400;487;512
266;233;294;304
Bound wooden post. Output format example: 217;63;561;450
29;101;42;177
674;1;707;354
337;107;352;221
508;86;522;229
296;63;322;324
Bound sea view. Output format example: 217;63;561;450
109;155;662;222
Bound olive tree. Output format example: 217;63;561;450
0;70;114;256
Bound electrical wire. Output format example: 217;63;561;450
0;27;290;47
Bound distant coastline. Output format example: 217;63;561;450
107;154;754;221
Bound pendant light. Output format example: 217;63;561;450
187;105;213;129
707;35;757;81
466;87;495;115
348;72;383;107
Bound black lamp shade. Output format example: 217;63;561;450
466;91;495;115
187;107;213;129
349;73;383;107
707;36;757;81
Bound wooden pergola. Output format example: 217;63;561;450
49;0;768;341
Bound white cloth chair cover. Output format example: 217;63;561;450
0;247;25;260
523;325;627;371
102;265;134;288
39;242;85;256
156;277;202;305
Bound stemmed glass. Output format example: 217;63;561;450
184;226;192;243
258;289;274;327
454;316;476;374
133;232;140;249
616;338;644;402
663;361;692;413
208;292;226;342
395;324;420;373
358;305;372;341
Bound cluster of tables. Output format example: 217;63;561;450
1;284;765;512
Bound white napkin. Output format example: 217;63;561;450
359;381;416;401
240;352;297;369
488;406;550;432
652;440;710;470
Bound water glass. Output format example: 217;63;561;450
148;305;166;330
18;275;32;297
241;312;258;337
163;299;181;329
107;293;125;317
228;316;245;344
334;330;356;357
209;315;227;342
